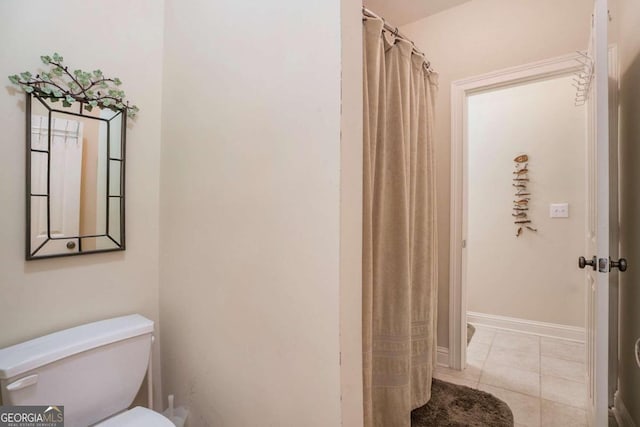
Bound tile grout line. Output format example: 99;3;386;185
539;335;542;426
477;328;588;426
540;397;588;412
541;336;588;412
477;329;496;388
482;329;538;426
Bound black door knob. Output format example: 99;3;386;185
610;258;628;272
579;256;597;270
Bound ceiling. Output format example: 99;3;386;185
363;0;472;26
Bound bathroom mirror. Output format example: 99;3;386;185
26;94;126;259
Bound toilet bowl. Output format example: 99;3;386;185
0;315;173;427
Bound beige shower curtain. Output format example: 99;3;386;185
362;17;438;427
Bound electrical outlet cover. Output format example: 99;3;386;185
550;203;569;218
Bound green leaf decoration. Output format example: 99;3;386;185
8;53;139;119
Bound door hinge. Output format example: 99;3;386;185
462;240;467;249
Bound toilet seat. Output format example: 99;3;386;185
95;406;174;427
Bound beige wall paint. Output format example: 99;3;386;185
362;0;471;26
159;0;352;425
467;76;586;327
401;0;593;346
616;0;640;421
0;0;164;406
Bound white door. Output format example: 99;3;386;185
30;115;83;255
581;0;623;425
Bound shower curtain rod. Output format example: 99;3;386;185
362;7;433;71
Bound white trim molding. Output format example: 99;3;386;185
436;346;449;367
613;391;637;427
467;311;585;343
449;52;588;371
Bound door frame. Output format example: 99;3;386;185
449;52;599;370
606;43;620;410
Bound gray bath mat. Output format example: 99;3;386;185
467;323;476;345
411;379;514;427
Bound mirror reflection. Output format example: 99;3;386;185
27;95;125;259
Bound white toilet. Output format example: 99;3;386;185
0;314;174;427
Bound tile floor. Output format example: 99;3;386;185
434;325;587;427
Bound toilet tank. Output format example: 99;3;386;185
0;315;154;427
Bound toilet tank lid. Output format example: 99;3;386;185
0;314;153;380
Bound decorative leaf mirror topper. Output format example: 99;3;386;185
8;53;139;117
9;54;137;260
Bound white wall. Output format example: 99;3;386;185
158;0;357;425
467;76;586;327
401;0;593;347
616;0;640;421
0;0;164;405
340;0;365;425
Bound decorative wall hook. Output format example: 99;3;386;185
573;50;594;107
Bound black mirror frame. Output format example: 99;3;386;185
25;93;127;260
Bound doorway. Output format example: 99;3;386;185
449;52;590;366
443;53;599;424
464;74;587;340
448;47;620;425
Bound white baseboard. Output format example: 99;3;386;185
614;391;637;427
437;346;449;367
467;311;585;343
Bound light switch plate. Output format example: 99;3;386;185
550;203;569;218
